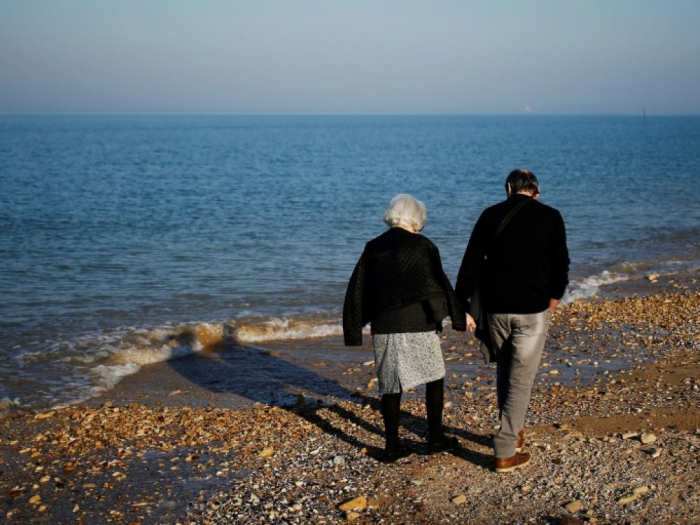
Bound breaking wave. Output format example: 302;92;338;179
9;316;346;410
562;271;628;304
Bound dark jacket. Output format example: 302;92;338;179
456;194;570;314
343;227;466;346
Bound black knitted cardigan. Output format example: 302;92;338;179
343;227;466;346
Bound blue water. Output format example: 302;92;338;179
2;115;699;407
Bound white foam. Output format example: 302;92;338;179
110;340;200;366
562;270;627;304
232;318;344;343
91;363;141;393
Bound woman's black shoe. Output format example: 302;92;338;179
427;435;460;455
378;447;411;464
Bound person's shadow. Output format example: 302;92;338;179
167;330;492;468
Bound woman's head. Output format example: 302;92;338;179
383;194;427;232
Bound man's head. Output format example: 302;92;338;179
505;169;540;198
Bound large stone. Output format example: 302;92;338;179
451;495;467;505
339;496;367;512
259;447;275;458
640;433;657;444
564;500;584;513
617;486;649;505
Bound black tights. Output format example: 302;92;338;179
381;378;445;452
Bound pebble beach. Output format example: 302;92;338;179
1;273;699;525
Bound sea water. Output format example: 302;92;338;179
1;115;699;408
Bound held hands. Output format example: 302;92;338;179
466;313;476;333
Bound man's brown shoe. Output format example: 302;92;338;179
495;452;531;473
515;430;525;453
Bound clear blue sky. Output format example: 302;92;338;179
1;0;699;115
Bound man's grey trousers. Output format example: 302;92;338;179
488;310;552;458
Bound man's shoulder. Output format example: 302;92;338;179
480;197;564;225
532;200;564;221
480;200;508;219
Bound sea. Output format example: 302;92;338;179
1;115;699;410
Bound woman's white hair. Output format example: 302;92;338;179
383;194;427;232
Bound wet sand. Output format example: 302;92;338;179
1;273;698;524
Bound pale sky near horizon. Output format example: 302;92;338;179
1;1;699;115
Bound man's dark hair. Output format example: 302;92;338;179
505;169;539;195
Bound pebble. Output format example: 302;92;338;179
617;486;649;505
451;495;467;505
641;433;657;444
564;500;584;513
259;447;275;458
339;496;367;512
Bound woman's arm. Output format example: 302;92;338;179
342;255;367;346
430;244;467;332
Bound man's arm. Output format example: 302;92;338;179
548;211;570;312
455;212;488;314
430;244;467;331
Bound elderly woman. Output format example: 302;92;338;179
343;194;475;462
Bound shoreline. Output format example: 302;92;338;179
2;267;696;413
1;274;698;524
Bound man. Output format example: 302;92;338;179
456;169;569;473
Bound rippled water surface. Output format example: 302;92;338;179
1;115;699;407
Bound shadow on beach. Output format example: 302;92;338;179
167;338;492;467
